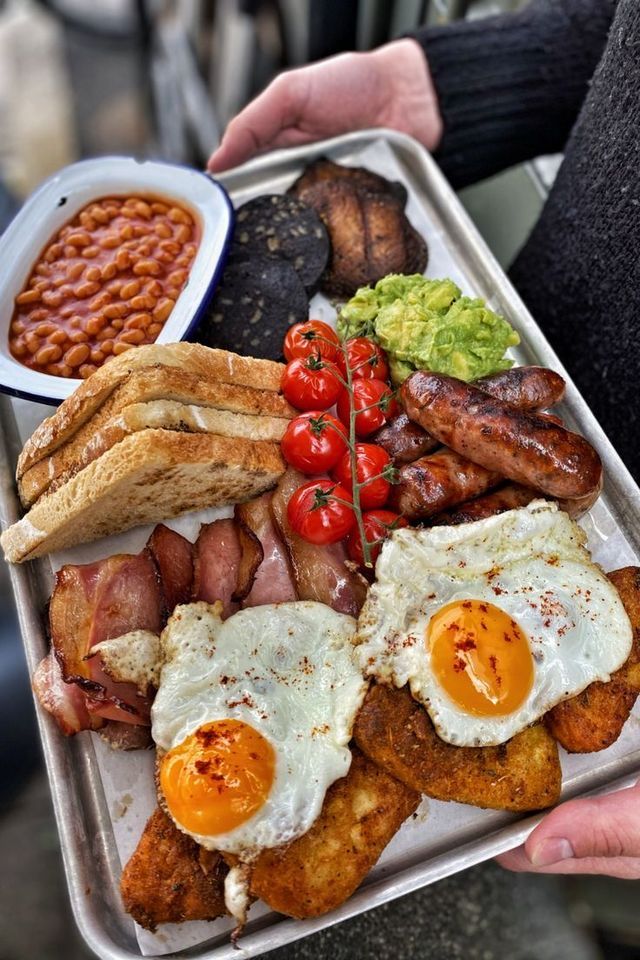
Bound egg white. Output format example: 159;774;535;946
152;600;368;855
355;500;633;747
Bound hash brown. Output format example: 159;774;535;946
546;566;640;752
353;684;561;812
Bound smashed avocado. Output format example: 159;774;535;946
337;274;519;384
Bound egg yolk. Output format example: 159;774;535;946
160;719;275;836
427;600;534;716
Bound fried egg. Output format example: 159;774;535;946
355;500;632;747
151;600;367;863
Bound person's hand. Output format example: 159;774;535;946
207;39;443;172
497;780;640;879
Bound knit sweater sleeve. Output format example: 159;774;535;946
409;0;616;188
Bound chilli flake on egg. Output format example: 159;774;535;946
152;600;367;867
354;500;633;748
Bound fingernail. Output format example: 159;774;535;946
530;837;575;867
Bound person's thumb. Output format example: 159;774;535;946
497;780;640;878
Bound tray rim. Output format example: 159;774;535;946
2;127;640;960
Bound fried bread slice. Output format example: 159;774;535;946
245;747;420;919
545;566;640;752
353;684;561;812
120;806;227;931
16;342;287;479
2;430;284;562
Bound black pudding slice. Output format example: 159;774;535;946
233;194;330;293
197;256;309;360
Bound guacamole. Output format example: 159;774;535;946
337;274;519;384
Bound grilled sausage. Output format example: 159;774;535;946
401;372;602;500
475;366;565;411
373;413;440;463
388;449;502;520
376;367;566;465
429;483;540;526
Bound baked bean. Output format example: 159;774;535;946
168;206;191;225
64;344;90;367
133;258;161;276
89;292;112;312
84;316;105;336
79;213;97;231
44;243;63;262
16;289;41;305
96;325;117;342
130;294;155;311
119;328;146;345
67;261;86;280
153;298;175;323
145;279;163;297
167;269;187;287
35;321;57;337
67;231;91;247
103;302;128;320
100;234;121;250
126;312;151;329
42;290;63;308
10;194;198;377
116;249;131;271
84;266;102;283
120;279;141;300
35;344;63;365
75;281;101;299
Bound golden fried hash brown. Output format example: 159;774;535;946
120;807;227;931
246;747;419;919
353;684;561;812
546;566;640;752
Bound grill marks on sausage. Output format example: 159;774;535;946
401;372;601;501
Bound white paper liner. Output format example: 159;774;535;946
10;138;640;956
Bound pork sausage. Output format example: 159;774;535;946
429;483;539;526
401;372;602;500
388;449;503;520
376;367;565;465
475;366;565;411
373;413;440;463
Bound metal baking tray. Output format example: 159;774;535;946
2;129;640;960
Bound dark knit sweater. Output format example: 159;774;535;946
412;0;640;480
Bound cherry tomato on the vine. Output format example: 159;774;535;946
281;412;348;474
337;338;389;382
282;355;342;411
287;480;355;545
332;443;394;509
336;378;398;437
346;510;408;567
283;320;340;362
